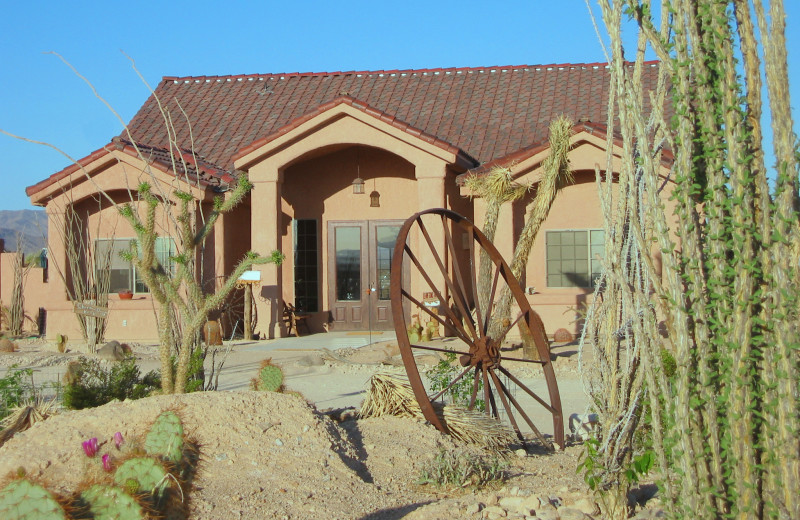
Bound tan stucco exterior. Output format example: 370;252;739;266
14;103;675;344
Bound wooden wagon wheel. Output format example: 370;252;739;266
390;208;564;449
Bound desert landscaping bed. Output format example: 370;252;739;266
0;338;664;519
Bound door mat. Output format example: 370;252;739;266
346;331;384;336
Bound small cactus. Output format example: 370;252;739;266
255;360;284;392
113;458;170;499
144;411;184;464
80;484;145;520
0;479;67;520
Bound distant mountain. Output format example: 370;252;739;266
0;210;48;254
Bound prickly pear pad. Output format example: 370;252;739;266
81;484;145;520
144;411;184;463
257;364;284;392
113;457;170;498
0;479;67;520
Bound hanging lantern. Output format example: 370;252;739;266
352;177;365;194
370;190;380;207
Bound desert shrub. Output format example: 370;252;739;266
0;365;34;420
62;358;160;410
417;447;507;489
426;351;485;411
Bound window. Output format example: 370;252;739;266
293;220;319;312
546;230;605;288
95;237;175;293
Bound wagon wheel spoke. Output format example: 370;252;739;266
482;365;499;419
402;246;473;342
487;367;525;441
468;365;481;410
440;214;477;334
497;365;558;414
483;265;502;337
416;217;480;341
402;288;472;344
491;367;551;447
392;209;564;449
466;225;484;336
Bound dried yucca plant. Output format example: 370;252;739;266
360;371;516;451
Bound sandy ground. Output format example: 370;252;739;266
0;334;665;519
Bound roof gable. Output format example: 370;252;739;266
125;62;662;170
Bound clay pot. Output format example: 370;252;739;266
118;291;133;300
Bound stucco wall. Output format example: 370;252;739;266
278;145;422;331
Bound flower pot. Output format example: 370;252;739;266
118;291;133;300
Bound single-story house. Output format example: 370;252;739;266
21;61;674;342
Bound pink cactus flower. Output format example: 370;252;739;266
82;437;98;457
102;454;112;472
114;432;124;450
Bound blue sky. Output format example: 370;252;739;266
0;1;798;210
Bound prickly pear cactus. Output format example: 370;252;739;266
113;457;170;498
144;411;184;463
81;484;144;520
257;364;284;392
0;479;67;520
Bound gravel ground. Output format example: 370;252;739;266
0;336;664;519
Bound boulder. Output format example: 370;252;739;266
96;340;127;361
203;320;223;346
553;328;574;343
0;338;18;352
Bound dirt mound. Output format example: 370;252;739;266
0;391;449;519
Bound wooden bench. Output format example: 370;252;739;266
283;303;311;337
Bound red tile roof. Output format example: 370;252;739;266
26;138;233;198
231;95;477;165
125;62;662;170
455;120;675;184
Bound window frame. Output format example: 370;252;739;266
545;228;605;289
292;219;319;313
94;237;175;294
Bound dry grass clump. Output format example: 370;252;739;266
0;399;59;448
360;371;515;451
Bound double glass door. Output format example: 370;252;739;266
327;220;403;330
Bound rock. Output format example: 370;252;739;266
0;338;18;352
485;495;499;506
96;340;127;360
499;496;525;512
558;507;590;520
483;505;506;518
548;495;563;508
515;448;528;458
465;503;483;515
573;497;600;515
296;354;325;367
536;510;560;520
553;328;574;342
203;320;223;346
519;495;540;514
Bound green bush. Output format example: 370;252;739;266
417;447;507;489
426;351;485;411
0;365;34;420
63;358;160;410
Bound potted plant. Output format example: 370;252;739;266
118;289;133;300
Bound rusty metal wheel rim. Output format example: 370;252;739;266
390;208;564;449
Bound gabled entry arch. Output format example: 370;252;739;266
234;99;470;338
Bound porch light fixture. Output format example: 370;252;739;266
370;190;380;207
352;147;365;194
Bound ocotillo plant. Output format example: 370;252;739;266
581;1;799;519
